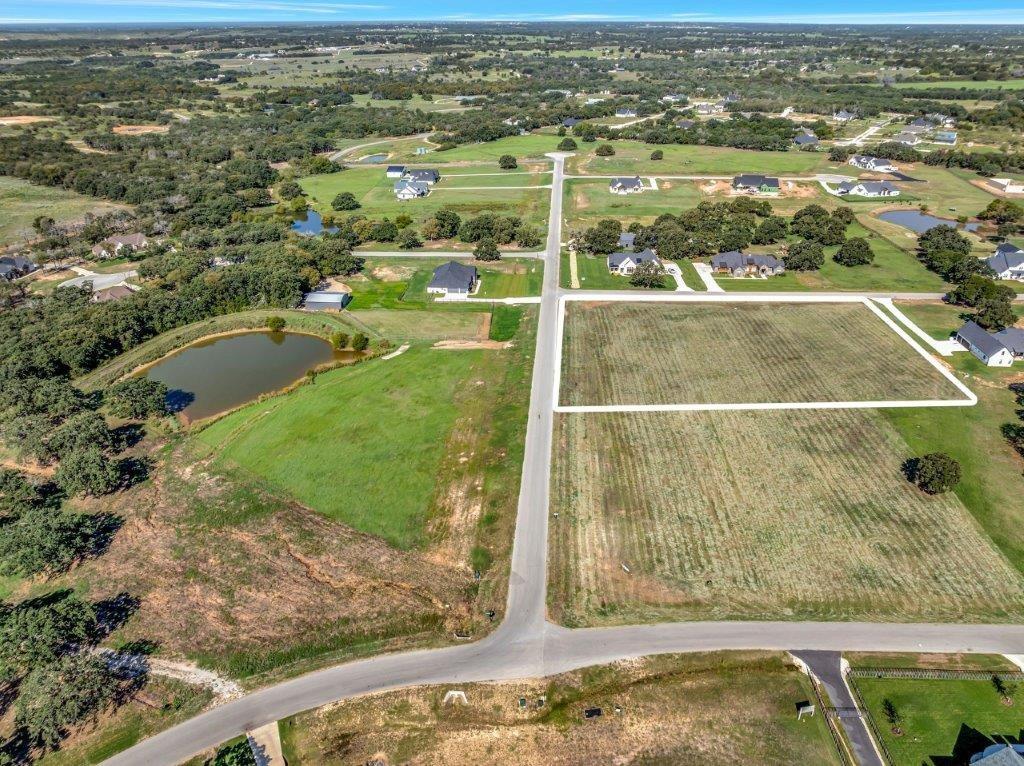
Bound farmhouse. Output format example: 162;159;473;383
661;93;686;103
608;249;660;276
835;180;900;197
954;320;1024;366
394;179;430;200
91;233;149;258
427;261;478;297
405;169;440;184
849;155;897;172
711;250;786;277
303;291;351;311
385;165;406;178
986;243;1024;281
990;178;1024;194
609;176;645;195
732;174;780;194
0;255;37;281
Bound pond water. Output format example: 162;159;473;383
291;209;339;236
144;331;359;421
361;153;389;163
877;209;981;235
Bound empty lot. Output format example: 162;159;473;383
549;409;1024;625
558;301;966;407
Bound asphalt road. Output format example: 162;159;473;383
104;152;1024;766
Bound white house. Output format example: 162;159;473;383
835;180;900;198
607;249;660;276
986;243;1024;281
609;176;645;195
895;132;922;146
849;155;897;173
990;178;1024;194
615;107;637;118
833;109;857;122
385;165;406;179
954;321;1023;366
91;233;150;259
394;179;430;200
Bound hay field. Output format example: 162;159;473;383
548;409;1024;624
559;301;964;407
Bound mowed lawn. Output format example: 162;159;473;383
548;408;1024;625
0;176;125;247
855;675;1024;765
566;141;832;176
559;302;965;406
196;347;486;549
564;177;703;228
299;166;550;232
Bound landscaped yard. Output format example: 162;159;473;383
560;252;676;291
548;408;1024;625
0;175;125;248
279;652;842;766
559;301;964;406
854;673;1024;765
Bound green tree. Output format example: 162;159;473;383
0;592;97;682
911;452;962;494
752;216;788;245
55;447;119;497
106;378;169;419
629;260;666;289
979;199;1024;224
432;209;462;239
595;144;615;156
834;238;875;266
582;219;622;255
976;295;1016;331
0;508;99;576
516;225;542;249
882;698;903;733
16;654;113;749
330;331;349;350
474;237;501;261
205;740;257;766
557;137;578;151
266;315;285;332
783;240;825;271
918;225;971;258
498;154;517;169
331;192;360;210
351;333;369;352
396;228;422;249
947;274;1015;308
276;181;303;201
650;149;663;160
0;469;40;518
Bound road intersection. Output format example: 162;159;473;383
104;152;1024;766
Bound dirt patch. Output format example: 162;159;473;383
68;139;113;155
0;115;55;126
112;124;170;135
269;161;291;171
573;187;591;211
370;264;417;281
432;339;510;350
782;181;818;198
703;179;732;195
322;277;353;292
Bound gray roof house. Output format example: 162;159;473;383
405;168;440;184
906;117;934;133
895;131;922;146
711;251;785;277
969;744;1024;766
675;119;695;130
986;244;1024;281
615;107;637;118
427;261;478;296
394;179;430;200
0;255;37;280
618;232;636;249
91;233;150;258
609;176;645;195
562;117;581;127
833;109;856;121
794;132;819;147
849;155;896;172
608;249;659;275
303;291;351;311
732;174;781;194
955;320;1019;366
385;165;406;178
835;180;899;197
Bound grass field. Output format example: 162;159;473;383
279;652;841;766
854;674;1024;765
891;78;1024;90
564;177;703;229
566;141;832;176
0;176;125;248
298;167;550;236
548;408;1024;625
559;302;964;407
559;252;676;290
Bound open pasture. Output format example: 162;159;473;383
558;300;967;408
548;408;1024;625
566;141;832;176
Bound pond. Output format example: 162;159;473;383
291;209;339;236
360;153;389;163
877;209;981;235
143;331;359;421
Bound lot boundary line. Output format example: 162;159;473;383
552;293;977;413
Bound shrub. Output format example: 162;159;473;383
474;237;501;261
557;137;577;151
351;333;369;352
266;315;285;331
595;144;615;156
396;228;422;249
907;452;961;494
330;331;349;349
498;154;517;169
650;149;664;160
331;192;360;211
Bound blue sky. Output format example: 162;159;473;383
2;0;1024;25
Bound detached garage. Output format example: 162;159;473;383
303;291;351;311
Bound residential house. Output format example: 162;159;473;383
849;155;897;173
426;260;478;297
894;132;922;146
385;165;406;178
835;180;900;198
989;178;1024;194
615;107;637;118
404;169;440;184
954;320;1023;366
609;176;645;195
732;174;780;194
675;119;695;130
933;131;958;145
794;131;819;147
986;243;1024;281
724;93;740;103
607;249;660;276
905;117;934;133
926;112;955;127
968;744;1024;766
832;109;857;122
618;232;636;249
92;284;136;303
661;93;686;103
695;102;724;115
562;117;582;128
303;291;351;311
394;179;430;200
711;250;786;277
0;255;37;281
91;233;149;258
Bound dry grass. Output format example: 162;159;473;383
112;124;169;135
559;301;964;406
279;652;841;766
0;115;55;125
549;409;1024;625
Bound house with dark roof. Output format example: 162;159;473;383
607;249;659;276
955;320;1022;366
986;243;1024;281
385;165;406;178
404;169;440;184
711;251;785;277
794;132;819;147
906;117;934;133
833;109;857;122
732;175;780;194
675;119;695;130
849;155;897;173
303;291;351;311
618;232;636;249
92;284;136;303
427;261;478;296
609;176;645;195
835;180;899;198
394;179;430;200
0;255;37;281
562;117;581;128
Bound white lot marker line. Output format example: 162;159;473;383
552;293;977;414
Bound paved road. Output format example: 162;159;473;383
104;151;1024;766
